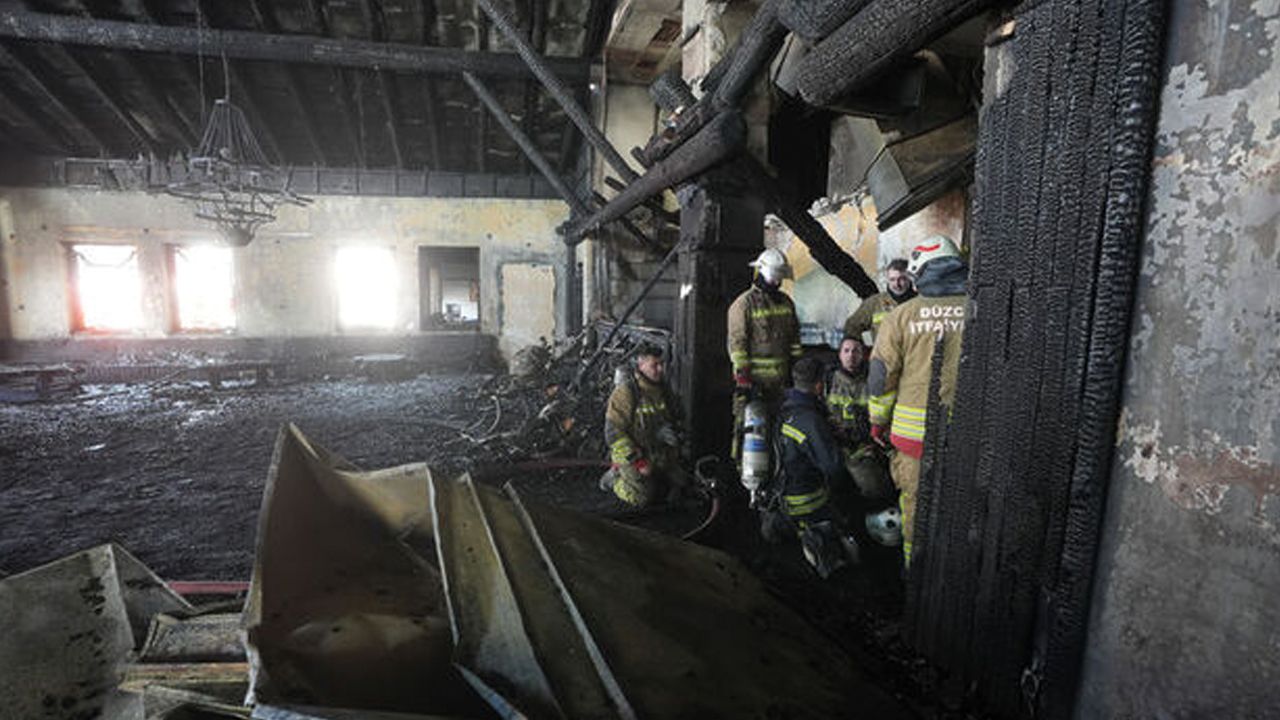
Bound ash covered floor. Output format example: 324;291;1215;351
0;372;989;717
0;374;641;580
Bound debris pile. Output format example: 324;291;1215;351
400;322;673;472
0;425;912;719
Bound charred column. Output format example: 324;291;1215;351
673;185;765;461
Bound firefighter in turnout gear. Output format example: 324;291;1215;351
843;258;916;346
601;344;687;507
867;235;968;566
728;248;802;464
773;357;861;577
826;336;893;501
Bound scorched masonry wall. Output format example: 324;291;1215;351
0;187;571;361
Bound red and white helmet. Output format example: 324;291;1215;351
906;235;961;277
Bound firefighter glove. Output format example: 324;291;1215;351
633;458;652;476
870;424;889;448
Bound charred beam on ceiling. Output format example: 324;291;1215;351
57;45;163;154
476;0;638;184
360;0;405;169
0;42;109;153
416;0;440;169
0;8;592;81
0;83;64;152
302;0;364;167
240;0;330;165
116;0;205;149
61;0;197;149
224;62;285;164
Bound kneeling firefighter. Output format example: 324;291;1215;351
764;356;861;578
601;344;688;506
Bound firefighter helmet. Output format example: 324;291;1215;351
906;235;961;277
749;247;793;283
865;506;904;547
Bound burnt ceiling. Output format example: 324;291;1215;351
0;0;613;175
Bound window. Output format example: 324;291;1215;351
418;247;480;330
171;245;236;331
70;244;143;332
335;245;398;330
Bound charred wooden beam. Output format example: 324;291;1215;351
360;0;405;168
421;77;440;169
302;0;363;167
0;42;109;152
224;62;286;164
465;71;585;219
118;0;204;147
566;110;746;238
242;0;330;165
740;156;878;297
0;84;65;152
0;8;591;80
475;0;639;183
66;0;196;148
465;71;660;254
58;47;162;154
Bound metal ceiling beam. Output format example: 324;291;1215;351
240;0;330;165
0;42;109;152
0;8;592;80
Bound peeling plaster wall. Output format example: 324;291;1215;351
1077;1;1280;716
0;187;569;361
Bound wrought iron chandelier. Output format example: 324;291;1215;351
166;98;311;246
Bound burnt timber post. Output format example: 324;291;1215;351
674;185;763;461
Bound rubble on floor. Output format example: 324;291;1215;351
0;425;911;719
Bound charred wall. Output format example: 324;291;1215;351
1076;0;1280;716
904;0;1165;717
0;187;570;363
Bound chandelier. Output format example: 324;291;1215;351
166;98;311;246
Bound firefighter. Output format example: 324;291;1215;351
601;344;686;507
727;248;802;463
826;336;893;501
774;356;860;577
843;258;916;346
867;236;968;566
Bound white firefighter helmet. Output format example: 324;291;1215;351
906;235;961;277
749;247;793;283
865;507;904;547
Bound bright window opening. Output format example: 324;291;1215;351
336;246;398;330
172;245;236;331
71;244;143;332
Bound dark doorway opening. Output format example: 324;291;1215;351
418;247;480;331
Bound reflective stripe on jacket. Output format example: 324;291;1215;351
604;373;678;466
825;366;871;445
868;294;966;457
844;291;899;345
727;284;801;386
776;388;845;518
